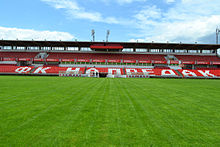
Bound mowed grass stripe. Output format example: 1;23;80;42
72;79;110;146
123;78;220;145
0;77;103;145
0;77;220;146
115;79;156;146
20;78;104;146
119;79;177;146
125;79;199;145
28;78;106;146
0;77;97;130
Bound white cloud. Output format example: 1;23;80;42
100;0;146;5
134;6;162;22
0;26;75;41
41;0;122;24
116;0;146;4
132;0;220;43
165;0;175;3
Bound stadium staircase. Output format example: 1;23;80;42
174;70;183;77
35;52;48;59
30;67;38;74
84;66;87;74
122;68;126;75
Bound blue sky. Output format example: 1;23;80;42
0;0;220;44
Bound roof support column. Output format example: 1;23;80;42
133;48;136;52
213;50;216;54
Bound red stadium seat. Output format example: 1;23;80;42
86;67;124;75
176;55;220;64
178;69;220;77
0;66;34;73
47;52;166;62
32;67;86;74
0;65;219;78
0;52;38;59
0;65;85;74
125;68;179;76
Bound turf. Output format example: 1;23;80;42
0;76;220;146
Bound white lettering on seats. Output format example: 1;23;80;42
108;69;121;75
161;70;177;76
126;69;137;75
66;68;80;74
182;70;197;77
141;69;154;75
198;70;215;77
33;67;51;74
86;68;99;74
15;67;32;73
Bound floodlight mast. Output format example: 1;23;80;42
216;27;220;44
106;30;110;42
91;29;95;42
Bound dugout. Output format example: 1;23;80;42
99;72;108;78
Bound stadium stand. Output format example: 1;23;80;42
0;65;219;78
47;52;166;62
178;69;220;77
175;55;220;63
0;66;34;74
32;67;85;74
125;68;179;77
1;51;219;65
0;40;220;78
196;67;220;70
0;52;38;58
86;67;124;75
0;65;85;74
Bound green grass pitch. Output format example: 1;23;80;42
0;76;220;146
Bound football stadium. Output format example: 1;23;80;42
0;39;220;146
1;0;220;146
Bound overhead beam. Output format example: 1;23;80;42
0;40;220;50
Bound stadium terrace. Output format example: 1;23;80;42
0;40;220;79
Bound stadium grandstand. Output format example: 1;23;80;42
0;40;220;78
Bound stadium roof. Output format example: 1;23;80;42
0;40;220;50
